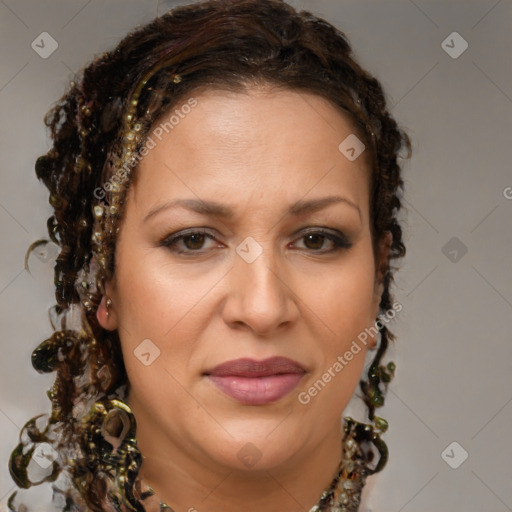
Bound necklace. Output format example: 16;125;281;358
136;421;368;512
309;427;368;512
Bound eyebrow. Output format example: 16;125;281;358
144;195;361;222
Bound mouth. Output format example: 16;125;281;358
203;357;306;405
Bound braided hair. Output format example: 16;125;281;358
9;1;410;510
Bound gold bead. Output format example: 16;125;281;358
49;194;61;208
93;205;104;218
173;74;182;84
81;104;92;116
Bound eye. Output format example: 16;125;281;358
160;228;221;254
292;228;352;253
160;227;352;256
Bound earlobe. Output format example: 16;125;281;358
96;283;118;330
96;295;112;330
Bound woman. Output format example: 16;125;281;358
9;1;410;510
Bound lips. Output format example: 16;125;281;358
204;357;306;405
206;357;306;377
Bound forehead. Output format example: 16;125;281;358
129;86;371;221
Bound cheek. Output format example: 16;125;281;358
112;244;221;380
113;245;197;335
309;251;376;331
303;246;376;365
298;257;376;420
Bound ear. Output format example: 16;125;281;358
368;231;392;349
96;280;119;331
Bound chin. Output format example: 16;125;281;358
193;419;309;472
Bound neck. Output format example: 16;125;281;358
135;415;344;512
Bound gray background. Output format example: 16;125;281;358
1;0;511;511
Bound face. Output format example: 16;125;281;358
98;85;389;476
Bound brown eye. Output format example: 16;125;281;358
182;233;207;250
294;228;352;253
303;233;325;250
160;228;221;255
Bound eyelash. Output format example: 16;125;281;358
159;227;353;255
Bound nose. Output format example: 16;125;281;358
221;240;300;336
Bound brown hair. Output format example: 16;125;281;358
9;1;410;510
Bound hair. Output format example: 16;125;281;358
8;1;410;510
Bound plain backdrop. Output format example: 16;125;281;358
1;1;511;511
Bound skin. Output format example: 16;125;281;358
97;85;390;512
